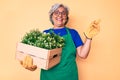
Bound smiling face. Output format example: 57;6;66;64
52;7;67;28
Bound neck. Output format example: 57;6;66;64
53;25;65;29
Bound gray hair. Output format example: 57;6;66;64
49;3;69;25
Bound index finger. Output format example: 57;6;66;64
94;19;101;24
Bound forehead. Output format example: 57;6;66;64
55;6;66;12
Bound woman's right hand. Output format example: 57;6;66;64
20;54;37;71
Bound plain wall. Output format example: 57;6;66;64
0;0;120;80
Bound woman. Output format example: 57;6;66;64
20;3;100;80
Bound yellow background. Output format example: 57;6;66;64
0;0;120;80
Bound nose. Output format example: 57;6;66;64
58;13;62;17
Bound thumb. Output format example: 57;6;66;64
20;60;23;65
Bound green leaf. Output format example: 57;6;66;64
21;29;65;50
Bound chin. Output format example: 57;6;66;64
58;25;65;27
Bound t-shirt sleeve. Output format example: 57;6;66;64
43;29;50;33
70;29;84;48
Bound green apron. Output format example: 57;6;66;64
40;27;78;80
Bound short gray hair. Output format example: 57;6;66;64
49;3;69;25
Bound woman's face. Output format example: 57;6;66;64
52;7;67;28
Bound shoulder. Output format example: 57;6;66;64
67;27;79;35
43;28;51;33
67;27;84;48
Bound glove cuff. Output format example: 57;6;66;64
84;32;92;40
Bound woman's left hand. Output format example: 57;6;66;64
84;19;101;39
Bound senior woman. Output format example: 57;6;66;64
20;3;100;80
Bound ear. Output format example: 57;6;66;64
65;16;69;25
50;14;54;25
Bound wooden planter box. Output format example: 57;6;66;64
16;43;62;70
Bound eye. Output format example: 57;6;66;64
54;11;59;15
53;11;67;16
61;11;66;15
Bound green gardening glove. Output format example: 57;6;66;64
84;19;101;39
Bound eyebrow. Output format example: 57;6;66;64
54;10;66;12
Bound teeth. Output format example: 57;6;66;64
57;18;62;21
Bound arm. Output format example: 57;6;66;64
77;19;100;59
77;38;92;59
